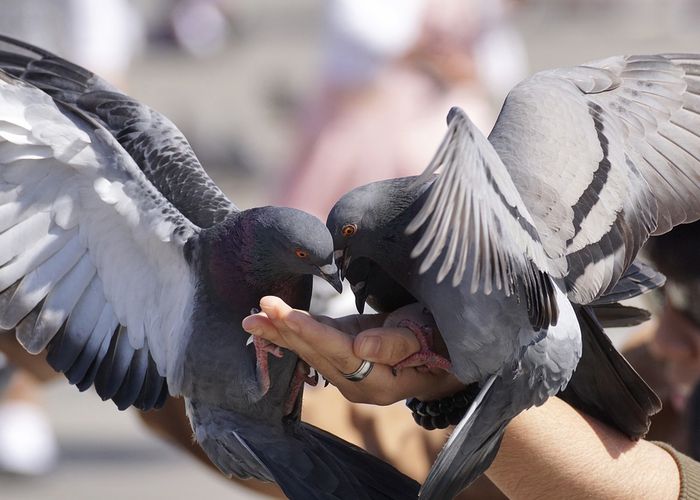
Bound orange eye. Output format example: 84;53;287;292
295;249;308;258
341;224;357;237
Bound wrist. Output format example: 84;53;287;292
406;384;477;430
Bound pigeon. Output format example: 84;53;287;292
0;35;419;499
328;53;700;498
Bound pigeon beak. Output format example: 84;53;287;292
351;281;368;314
319;263;343;293
334;249;346;280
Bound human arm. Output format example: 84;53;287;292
243;296;684;499
488;396;679;500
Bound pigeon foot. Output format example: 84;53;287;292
284;363;330;415
254;336;284;395
392;319;452;372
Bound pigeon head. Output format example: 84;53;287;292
257;206;341;290
201;207;342;301
327;176;432;279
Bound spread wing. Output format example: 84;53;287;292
0;34;237;228
0;71;198;410
406;107;561;330
488;54;700;304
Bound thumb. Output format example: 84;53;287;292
354;327;421;366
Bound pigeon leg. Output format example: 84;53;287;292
283;362;321;415
253;336;284;395
392;319;452;372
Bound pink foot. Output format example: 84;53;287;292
393;319;452;372
254;336;284;395
284;361;308;415
284;362;329;415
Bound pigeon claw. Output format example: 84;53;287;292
307;367;330;388
392;319;452;373
282;362;330;415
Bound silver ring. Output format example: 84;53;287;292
342;359;374;382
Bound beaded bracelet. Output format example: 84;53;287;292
405;384;480;430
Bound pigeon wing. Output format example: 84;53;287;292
489;54;700;304
0;72;198;410
407;107;560;329
0;33;238;229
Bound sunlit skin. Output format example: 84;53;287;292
243;297;680;500
242;296;465;405
242;296;681;500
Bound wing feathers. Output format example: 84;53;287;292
407;107;560;328
0;67;195;407
489;53;700;304
63;302;117;386
3;233;84;338
112;346;149;410
46;276;105;372
32;253;95;353
0;210;51;265
95;326;135;400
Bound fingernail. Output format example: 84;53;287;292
358;336;381;358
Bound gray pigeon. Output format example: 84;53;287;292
328;54;700;498
0;35;419;499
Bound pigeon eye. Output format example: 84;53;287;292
341;224;357;237
295;249;309;259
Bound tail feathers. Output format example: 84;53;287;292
420;375;508;500
189;400;419;500
300;423;421;500
594;259;665;305
559;306;661;439
591;302;651;328
241;422;420;500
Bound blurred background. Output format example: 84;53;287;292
1;0;700;499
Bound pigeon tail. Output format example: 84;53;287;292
420;375;510;499
187;399;420;500
558;306;661;439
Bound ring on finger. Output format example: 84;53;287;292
341;359;374;382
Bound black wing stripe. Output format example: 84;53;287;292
567;103;613;246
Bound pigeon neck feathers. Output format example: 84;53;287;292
331;176;432;273
198;207;332;309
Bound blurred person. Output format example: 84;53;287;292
278;0;525;220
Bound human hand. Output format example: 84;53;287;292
242;296;464;405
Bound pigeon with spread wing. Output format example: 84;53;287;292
0;35;419;499
328;54;700;498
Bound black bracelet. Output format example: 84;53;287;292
406;384;480;430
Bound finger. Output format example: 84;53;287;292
241;313;290;349
335;363;465;406
353;327;421;365
245;308;352;386
243;301;462;404
257;296;366;375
